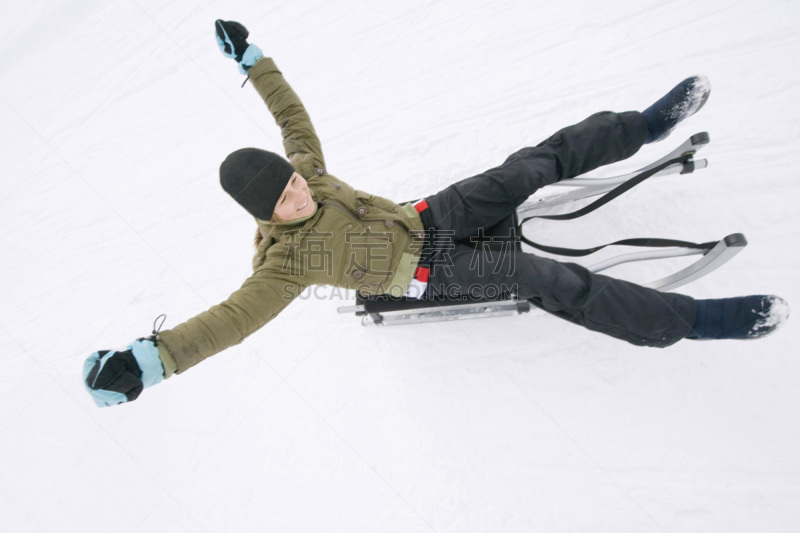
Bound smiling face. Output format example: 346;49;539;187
272;172;316;221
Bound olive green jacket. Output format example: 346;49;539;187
157;57;425;376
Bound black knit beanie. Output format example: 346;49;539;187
219;148;295;220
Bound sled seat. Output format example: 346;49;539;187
342;212;532;325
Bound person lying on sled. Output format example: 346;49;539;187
83;20;789;408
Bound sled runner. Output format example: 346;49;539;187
338;132;748;326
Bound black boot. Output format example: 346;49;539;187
642;75;711;143
688;295;789;340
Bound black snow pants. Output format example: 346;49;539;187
419;111;696;347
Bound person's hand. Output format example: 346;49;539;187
215;19;263;74
83;338;164;407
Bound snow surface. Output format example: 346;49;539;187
2;1;800;531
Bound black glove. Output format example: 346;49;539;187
215;20;251;62
215;19;263;75
83;316;168;407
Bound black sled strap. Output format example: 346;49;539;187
519;235;718;257
518;154;718;257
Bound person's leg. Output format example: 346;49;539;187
425;243;696;347
421;75;713;241
422;111;648;240
427;242;789;344
514;252;697;347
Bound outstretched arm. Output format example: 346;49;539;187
216;19;325;169
248;58;325;168
157;267;307;375
84;265;307;407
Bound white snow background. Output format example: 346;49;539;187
1;1;799;531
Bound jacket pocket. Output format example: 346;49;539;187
340;229;396;294
354;189;402;219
